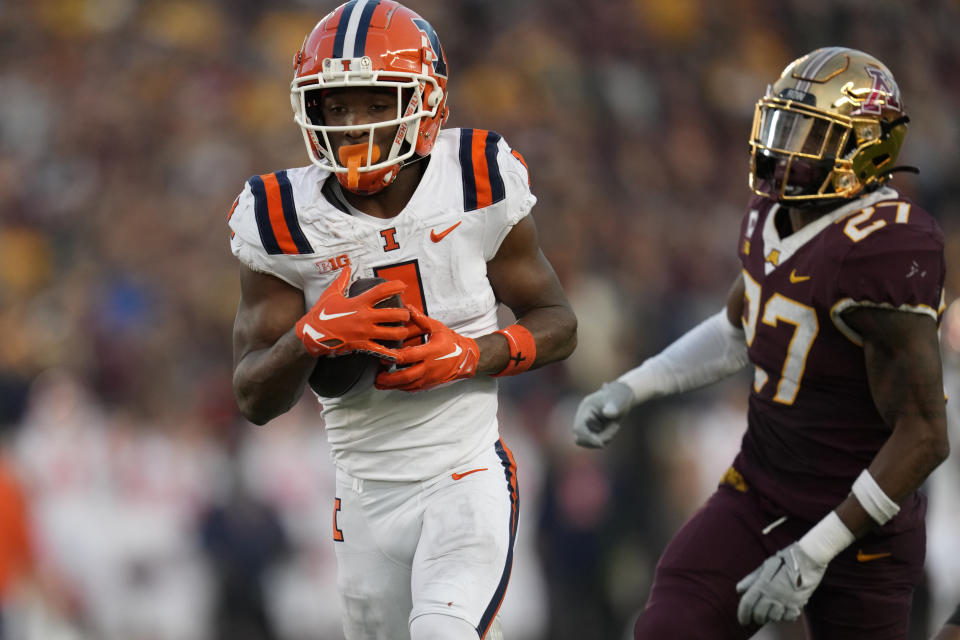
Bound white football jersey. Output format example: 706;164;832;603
229;128;535;481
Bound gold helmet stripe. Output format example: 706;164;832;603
792;47;844;95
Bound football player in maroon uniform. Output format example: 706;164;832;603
574;47;948;640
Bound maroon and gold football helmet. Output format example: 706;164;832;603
291;0;449;195
749;47;909;203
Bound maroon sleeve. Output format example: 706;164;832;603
835;221;944;314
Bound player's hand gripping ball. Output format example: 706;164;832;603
374;306;480;392
308;277;404;397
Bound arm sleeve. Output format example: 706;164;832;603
617;310;749;401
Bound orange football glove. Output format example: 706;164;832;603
375;305;479;392
295;265;409;360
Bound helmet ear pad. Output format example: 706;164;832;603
849;117;907;186
413;85;446;157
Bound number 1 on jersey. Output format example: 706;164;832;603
374;260;427;315
374;260;428;346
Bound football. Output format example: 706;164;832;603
307;277;403;398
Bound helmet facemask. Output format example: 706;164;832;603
750;97;853;203
291;58;442;195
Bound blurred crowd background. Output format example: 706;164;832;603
2;0;959;639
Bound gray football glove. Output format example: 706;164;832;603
736;542;827;626
572;381;635;448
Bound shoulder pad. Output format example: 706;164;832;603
835;198;944;313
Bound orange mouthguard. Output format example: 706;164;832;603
338;144;381;190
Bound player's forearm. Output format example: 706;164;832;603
797;391;947;566
233;330;316;425
834;307;949;535
793;413;947;569
835;415;948;537
870;416;949;502
477;304;577;375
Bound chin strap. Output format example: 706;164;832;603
868;164;920;192
884;165;920;176
881;115;910;134
400;152;429;169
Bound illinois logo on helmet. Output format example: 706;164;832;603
748;47;912;204
290;0;450;195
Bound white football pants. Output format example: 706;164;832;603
333;439;519;640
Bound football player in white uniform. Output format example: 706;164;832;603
229;2;577;639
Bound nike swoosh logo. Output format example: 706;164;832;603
451;468;488;481
856;550;892;563
436;344;462;360
317;309;357;321
430;221;462;243
789;269;811;283
300;324;326;341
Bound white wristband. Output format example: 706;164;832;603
851;469;900;526
797;511;855;566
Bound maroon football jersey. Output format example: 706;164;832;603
732;187;945;528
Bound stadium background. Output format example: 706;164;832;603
1;1;959;638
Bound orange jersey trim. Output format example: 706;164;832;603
261;173;300;255
471;130;494;209
459;129;506;212
511;149;531;185
227;196;239;221
248;171;313;255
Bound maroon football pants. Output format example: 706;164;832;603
634;480;925;640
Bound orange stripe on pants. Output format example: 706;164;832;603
498;438;519;535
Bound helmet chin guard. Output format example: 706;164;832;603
338;143;382;192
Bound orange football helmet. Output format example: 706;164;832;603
291;0;450;195
749;47;909;203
